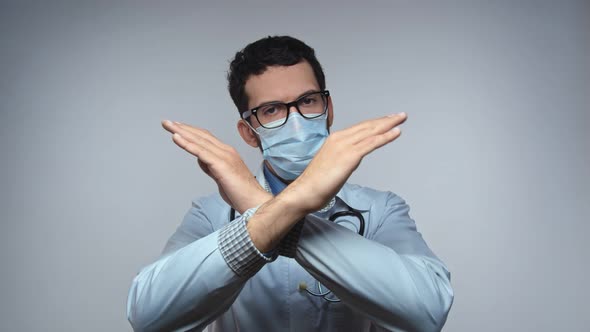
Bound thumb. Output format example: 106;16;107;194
197;159;212;176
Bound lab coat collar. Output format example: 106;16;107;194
253;162;371;212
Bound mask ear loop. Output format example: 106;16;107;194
239;118;266;154
241;118;259;135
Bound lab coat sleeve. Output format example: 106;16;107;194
294;193;454;332
126;197;270;332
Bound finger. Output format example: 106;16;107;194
173;122;230;151
161;119;179;134
166;122;227;154
354;127;402;157
346;113;407;145
337;113;406;143
171;132;221;164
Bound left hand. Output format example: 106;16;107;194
284;113;407;214
161;120;272;214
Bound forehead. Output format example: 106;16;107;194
244;61;320;108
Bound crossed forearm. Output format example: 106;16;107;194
245;185;310;252
162;113;408;252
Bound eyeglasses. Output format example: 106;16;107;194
242;90;330;129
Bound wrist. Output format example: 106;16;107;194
279;178;322;215
236;187;274;215
257;190;274;205
246;193;306;253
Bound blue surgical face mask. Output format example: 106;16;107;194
255;112;329;181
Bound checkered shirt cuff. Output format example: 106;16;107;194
218;206;276;278
277;218;306;258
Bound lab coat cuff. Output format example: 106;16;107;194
278;218;306;258
218;207;275;278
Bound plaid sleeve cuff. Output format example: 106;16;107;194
218;206;277;278
277;218;305;258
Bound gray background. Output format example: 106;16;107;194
1;1;588;331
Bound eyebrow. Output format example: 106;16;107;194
253;89;319;109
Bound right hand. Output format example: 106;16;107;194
285;112;407;213
161;120;272;214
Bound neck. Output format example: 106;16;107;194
263;160;294;185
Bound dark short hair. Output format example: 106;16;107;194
227;35;326;116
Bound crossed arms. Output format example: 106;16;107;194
127;113;454;331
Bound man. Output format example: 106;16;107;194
127;35;454;332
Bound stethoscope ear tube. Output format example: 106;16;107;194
328;208;365;237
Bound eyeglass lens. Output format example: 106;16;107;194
256;92;327;128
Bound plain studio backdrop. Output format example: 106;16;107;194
1;1;588;331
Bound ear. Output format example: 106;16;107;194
327;96;334;128
237;119;259;148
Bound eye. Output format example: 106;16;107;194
300;95;318;106
260;105;278;116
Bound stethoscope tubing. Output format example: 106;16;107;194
229;201;365;303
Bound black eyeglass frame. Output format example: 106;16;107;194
241;90;330;129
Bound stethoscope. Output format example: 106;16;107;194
229;199;365;303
